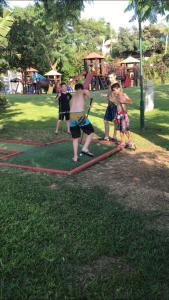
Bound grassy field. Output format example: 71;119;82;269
0;85;169;299
0;84;169;150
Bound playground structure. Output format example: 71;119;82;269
70;52;109;90
71;53;140;91
23;67;50;94
44;70;62;94
1;54;140;94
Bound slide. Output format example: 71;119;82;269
83;72;94;89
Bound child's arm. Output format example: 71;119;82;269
118;92;133;104
55;94;59;101
108;92;118;104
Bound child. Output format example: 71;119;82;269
110;82;136;149
55;82;72;134
69;83;94;162
101;80;118;142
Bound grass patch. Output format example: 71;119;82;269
0;142;37;151
0;173;169;299
3;141;117;171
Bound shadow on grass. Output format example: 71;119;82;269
0;171;169;299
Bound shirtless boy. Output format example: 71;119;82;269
69;83;94;162
110;82;135;149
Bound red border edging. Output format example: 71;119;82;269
0;139;43;146
0;151;23;161
0;138;122;175
69;146;122;175
0;145;122;175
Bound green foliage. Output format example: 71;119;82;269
0;57;9;72
111;26;138;57
143;54;169;83
0;93;9;111
125;0;169;23
36;0;87;25
5;4;111;79
0;7;14;48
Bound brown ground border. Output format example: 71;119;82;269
0;138;122;175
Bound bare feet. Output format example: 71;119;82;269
72;157;78;162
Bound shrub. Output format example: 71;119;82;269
0;94;10;111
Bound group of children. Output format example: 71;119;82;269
55;81;135;162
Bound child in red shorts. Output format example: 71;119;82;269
110;82;136;149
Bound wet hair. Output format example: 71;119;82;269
111;82;120;91
75;83;84;90
60;82;66;86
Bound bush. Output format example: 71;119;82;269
0;94;10;111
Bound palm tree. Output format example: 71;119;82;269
0;7;14;48
125;0;169;130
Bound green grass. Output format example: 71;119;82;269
2;141;117;171
0;84;169;150
0;85;169;299
0;142;37;151
0;173;169;299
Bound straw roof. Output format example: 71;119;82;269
26;67;38;72
45;70;62;76
121;56;140;64
84;52;104;59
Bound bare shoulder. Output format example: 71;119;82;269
83;89;90;98
119;92;132;104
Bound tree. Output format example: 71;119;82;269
36;0;90;26
158;25;169;54
0;7;14;48
111;27;137;58
125;0;169;130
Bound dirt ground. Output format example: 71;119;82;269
67;146;169;217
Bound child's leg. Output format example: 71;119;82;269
125;130;132;143
125;131;136;149
120;131;125;145
72;138;79;161
55;119;61;133
82;132;93;152
66;120;70;134
104;120;109;139
112;127;118;140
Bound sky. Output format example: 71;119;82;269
9;0;166;31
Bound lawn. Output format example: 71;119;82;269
0;85;169;299
1;84;169;150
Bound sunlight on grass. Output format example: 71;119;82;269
0;84;169;149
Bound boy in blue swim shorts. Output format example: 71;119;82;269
70;83;94;162
101;80;118;142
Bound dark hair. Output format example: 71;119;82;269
60;82;67;86
111;82;120;91
75;83;84;90
107;79;111;86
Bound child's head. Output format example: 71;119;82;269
60;82;67;93
111;82;121;93
75;83;84;91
